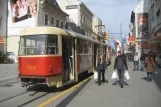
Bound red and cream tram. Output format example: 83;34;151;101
18;27;110;88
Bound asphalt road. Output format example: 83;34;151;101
0;64;18;80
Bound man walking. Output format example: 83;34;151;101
97;54;111;86
134;52;139;71
114;51;128;88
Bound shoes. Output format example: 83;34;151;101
120;85;124;88
98;83;101;86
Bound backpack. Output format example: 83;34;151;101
116;55;125;70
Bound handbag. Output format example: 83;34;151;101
94;71;98;80
124;70;130;80
111;70;118;79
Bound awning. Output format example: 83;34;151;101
0;36;5;44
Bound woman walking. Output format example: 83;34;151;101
144;52;155;81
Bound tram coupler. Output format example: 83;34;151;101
21;82;34;87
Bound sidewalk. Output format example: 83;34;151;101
59;61;161;107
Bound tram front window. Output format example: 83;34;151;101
19;35;58;56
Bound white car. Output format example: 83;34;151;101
155;54;161;67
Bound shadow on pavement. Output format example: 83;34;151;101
25;72;93;94
55;78;92;107
153;67;161;91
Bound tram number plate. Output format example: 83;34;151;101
26;66;36;70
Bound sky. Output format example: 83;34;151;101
82;0;139;41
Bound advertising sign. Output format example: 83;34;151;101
8;0;37;36
137;41;151;49
66;5;78;9
137;13;148;38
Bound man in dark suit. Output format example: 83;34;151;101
114;51;128;88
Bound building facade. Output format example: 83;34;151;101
130;0;150;56
92;16;102;40
149;0;161;53
7;0;68;56
0;0;8;56
57;0;94;37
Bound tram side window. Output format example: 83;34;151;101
103;46;106;54
47;35;58;55
89;42;93;54
77;39;84;54
84;41;89;54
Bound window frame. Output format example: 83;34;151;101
44;14;48;25
51;17;54;25
18;34;59;56
0;17;2;27
61;21;64;28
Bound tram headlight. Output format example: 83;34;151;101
49;66;53;73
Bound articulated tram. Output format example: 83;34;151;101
17;27;111;88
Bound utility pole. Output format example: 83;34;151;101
120;23;124;54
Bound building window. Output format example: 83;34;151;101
51;17;54;25
81;14;83;22
156;9;161;25
0;17;1;27
0;0;1;4
56;20;59;27
84;16;85;24
45;14;48;25
61;22;63;28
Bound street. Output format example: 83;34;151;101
0;59;161;107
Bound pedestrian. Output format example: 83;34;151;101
140;52;146;71
152;52;156;63
133;52;139;71
97;54;111;86
144;52;155;81
114;51;128;88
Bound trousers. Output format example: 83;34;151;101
134;61;139;70
118;70;124;86
98;69;105;83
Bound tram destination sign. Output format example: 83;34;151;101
66;5;78;9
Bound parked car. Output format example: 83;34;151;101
155;54;161;67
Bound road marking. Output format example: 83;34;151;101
0;75;17;81
38;75;93;107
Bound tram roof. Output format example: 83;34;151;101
20;27;107;46
20;27;76;37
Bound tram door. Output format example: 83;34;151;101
94;44;97;69
62;37;75;83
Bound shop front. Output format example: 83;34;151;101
150;34;161;54
0;36;5;56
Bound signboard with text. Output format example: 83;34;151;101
137;13;149;38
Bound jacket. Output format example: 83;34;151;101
97;60;110;71
145;57;155;72
114;54;128;70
